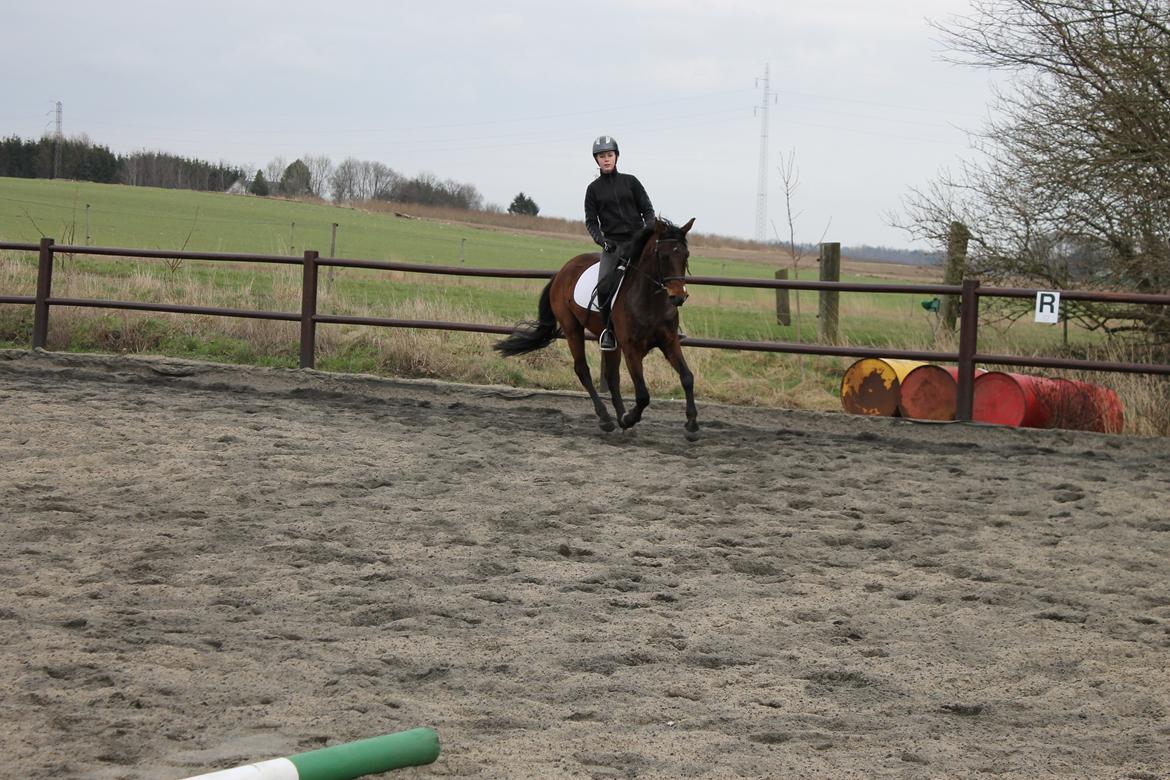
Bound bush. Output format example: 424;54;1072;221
508;192;540;216
249;170;270;196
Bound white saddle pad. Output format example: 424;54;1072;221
573;262;623;312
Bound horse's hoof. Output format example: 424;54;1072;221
619;415;635;429
599;419;616;432
684;428;701;442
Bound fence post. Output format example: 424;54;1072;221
955;278;980;422
774;268;791;326
300;250;319;369
818;242;840;343
326;222;338;293
32;237;55;349
941;221;969;332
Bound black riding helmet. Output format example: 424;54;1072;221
592;135;619;159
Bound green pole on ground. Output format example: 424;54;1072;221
288;728;440;780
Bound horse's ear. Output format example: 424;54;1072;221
681;218;695;234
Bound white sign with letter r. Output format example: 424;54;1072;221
1035;291;1061;324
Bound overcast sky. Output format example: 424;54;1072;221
3;1;999;249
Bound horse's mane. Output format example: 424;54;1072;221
628;218;687;265
657;218;689;243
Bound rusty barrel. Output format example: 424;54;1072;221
840;358;926;416
896;364;986;421
972;372;1058;428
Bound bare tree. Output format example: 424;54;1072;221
367;162;399;200
331;157;362;202
775;149;831;345
303;155;334;198
264;157;287;189
777;150;807;345
902;0;1170;343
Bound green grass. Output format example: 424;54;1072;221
2;176;941;345
0;176;590;267
5;175;1140;424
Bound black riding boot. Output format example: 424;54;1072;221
598;301;617;352
596;247;623;352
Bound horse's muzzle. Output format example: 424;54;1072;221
670;293;688;307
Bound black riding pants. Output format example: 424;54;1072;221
597;239;630;308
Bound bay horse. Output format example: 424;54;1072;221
495;217;699;440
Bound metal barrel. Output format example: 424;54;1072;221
1040;378;1125;433
973;372;1126;432
972;371;1057;428
896;364;986;421
840;358;927;417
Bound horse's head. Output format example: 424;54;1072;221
648;217;695;307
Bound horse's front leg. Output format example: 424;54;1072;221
619;350;651;430
602;349;626;422
662;340;700;441
566;332;616;432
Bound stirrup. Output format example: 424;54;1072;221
599;329;617;352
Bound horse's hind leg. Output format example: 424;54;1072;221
662;341;700;441
565;328;616;432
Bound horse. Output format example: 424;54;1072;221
495;217;699;441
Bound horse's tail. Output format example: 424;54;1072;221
494;280;560;357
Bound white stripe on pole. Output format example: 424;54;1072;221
180;756;299;780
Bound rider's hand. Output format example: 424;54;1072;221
603;241;616;253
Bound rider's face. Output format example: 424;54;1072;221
595;151;617;173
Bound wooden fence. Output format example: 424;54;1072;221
2;237;1169;422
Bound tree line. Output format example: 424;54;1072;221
0;135;524;214
251;155;508;213
0;135;245;192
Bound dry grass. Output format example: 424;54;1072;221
1108;372;1170;437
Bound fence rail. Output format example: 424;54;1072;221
2;237;1169;422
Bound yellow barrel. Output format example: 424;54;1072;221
841;358;926;416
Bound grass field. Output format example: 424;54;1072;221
0;176;970;341
4;176;1161;433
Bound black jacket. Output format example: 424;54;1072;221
584;170;655;248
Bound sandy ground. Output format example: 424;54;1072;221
2;349;1168;780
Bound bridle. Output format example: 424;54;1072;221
641;237;689;292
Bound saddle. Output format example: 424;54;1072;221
572;261;628;313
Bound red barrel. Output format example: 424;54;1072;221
1059;379;1125;433
897;364;985;421
973;373;1125;432
972;372;1057;428
1033;377;1083;429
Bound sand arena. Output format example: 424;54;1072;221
2;350;1168;779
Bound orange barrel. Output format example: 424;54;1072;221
972;371;1062;428
1061;379;1125;433
841;358;927;416
896;364;985;421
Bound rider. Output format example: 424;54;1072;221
584;135;655;352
